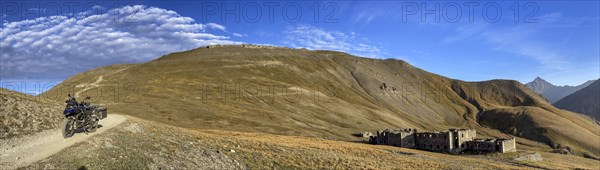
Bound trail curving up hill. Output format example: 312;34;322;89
40;45;600;157
0;114;126;169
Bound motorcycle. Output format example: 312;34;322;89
62;94;107;138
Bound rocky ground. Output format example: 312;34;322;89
17;116;599;170
0;114;126;169
41;46;600;158
0;88;62;139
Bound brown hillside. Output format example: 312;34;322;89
29;116;600;169
41;45;600;157
555;80;600;120
0;88;62;139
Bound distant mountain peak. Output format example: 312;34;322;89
534;76;543;81
525;77;553;95
40;46;600;159
525;77;595;103
532;77;551;85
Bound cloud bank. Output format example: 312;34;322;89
1;5;240;80
282;25;384;58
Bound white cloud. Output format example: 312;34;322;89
488;35;570;70
207;23;226;32
232;33;247;37
350;2;402;25
352;11;379;25
92;5;104;10
205;23;246;38
282;25;384;58
442;22;488;44
479;24;571;71
27;8;47;12
0;5;242;79
440;12;595;71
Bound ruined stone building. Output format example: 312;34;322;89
415;131;453;152
205;44;290;49
370;128;515;154
466;138;516;153
371;128;416;148
413;129;475;153
449;129;476;152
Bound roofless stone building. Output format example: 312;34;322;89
370;128;516;154
372;128;417;148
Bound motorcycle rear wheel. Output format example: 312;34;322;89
62;118;75;138
87;118;99;133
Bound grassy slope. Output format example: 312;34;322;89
554;80;600;120
40;46;600;157
25;116;600;170
0;88;62;139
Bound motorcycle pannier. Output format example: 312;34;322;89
96;107;107;119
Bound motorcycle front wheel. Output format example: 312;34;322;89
62;118;75;138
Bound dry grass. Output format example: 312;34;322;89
39;45;600;159
470;150;600;169
23;116;519;169
24;116;600;169
0;88;62;139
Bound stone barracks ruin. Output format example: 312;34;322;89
369;128;516;154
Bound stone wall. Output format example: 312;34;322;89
374;129;417;148
369;128;515;154
206;44;290;49
465;137;516;153
466;139;498;153
499;138;516;153
397;129;417;148
450;129;476;152
415;131;453;152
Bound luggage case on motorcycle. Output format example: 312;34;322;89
96;107;107;119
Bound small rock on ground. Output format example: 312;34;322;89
514;153;543;162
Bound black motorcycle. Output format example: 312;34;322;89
62;94;107;138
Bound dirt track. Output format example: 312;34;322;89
0;114;126;169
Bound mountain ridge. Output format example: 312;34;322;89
525;77;595;103
554;80;600;120
41;45;600;158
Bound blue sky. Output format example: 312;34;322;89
1;1;599;95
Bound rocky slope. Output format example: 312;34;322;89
525;77;594;103
28;116;600;169
0;88;62;139
41;45;600;158
554;80;599;120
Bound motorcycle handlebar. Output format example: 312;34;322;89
65;94;93;105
